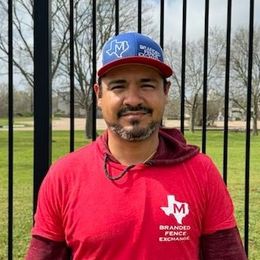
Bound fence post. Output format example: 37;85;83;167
244;0;254;255
8;1;14;258
33;0;52;213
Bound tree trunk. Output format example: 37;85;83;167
85;103;93;139
252;116;258;136
189;108;196;133
252;97;258;135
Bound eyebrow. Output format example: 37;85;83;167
108;79;127;86
140;78;160;83
108;78;159;86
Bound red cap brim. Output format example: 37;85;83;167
98;56;173;78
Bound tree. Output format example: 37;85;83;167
0;0;34;88
0;0;153;137
165;28;225;132
0;84;32;117
0;84;8;117
230;27;260;135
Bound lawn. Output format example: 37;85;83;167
0;130;259;259
0;117;34;128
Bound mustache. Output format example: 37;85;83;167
117;105;153;117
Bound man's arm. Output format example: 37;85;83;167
200;227;247;260
25;235;70;260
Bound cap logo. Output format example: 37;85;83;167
138;44;161;60
106;39;129;58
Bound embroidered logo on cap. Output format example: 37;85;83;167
106;40;129;58
138;44;161;60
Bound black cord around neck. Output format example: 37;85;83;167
104;154;135;181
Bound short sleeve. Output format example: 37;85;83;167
202;159;237;234
32;166;65;241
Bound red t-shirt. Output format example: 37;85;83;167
32;136;236;260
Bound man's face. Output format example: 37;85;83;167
95;64;170;141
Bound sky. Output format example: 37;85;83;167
150;0;260;42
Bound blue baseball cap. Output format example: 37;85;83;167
98;32;173;78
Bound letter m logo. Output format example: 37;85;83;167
106;40;129;58
161;195;189;224
173;203;186;214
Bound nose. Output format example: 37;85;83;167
123;87;144;107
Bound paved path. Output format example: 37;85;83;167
1;118;255;131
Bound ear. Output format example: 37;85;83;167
94;83;102;107
164;81;171;95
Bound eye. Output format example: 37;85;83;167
110;85;125;91
141;84;156;89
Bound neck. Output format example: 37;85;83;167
107;129;159;166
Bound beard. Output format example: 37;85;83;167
104;104;161;141
108;120;159;141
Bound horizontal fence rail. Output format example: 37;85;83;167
3;0;257;258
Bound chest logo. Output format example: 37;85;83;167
161;195;189;224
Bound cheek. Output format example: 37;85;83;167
97;99;102;108
100;98;121;116
152;99;167;116
151;95;167;108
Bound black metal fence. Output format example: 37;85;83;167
5;0;256;259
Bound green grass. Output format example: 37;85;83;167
0;117;34;127
0;130;259;259
185;131;260;260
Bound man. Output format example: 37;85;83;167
26;32;247;259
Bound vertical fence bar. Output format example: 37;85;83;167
70;0;75;152
137;0;142;33
223;0;232;185
160;0;164;48
92;0;97;141
202;0;209;153
8;0;13;259
180;0;187;134
244;0;254;255
33;0;52;213
159;0;165;126
115;0;119;35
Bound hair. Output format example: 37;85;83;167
97;77;103;98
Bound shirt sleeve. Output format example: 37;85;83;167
202;157;237;234
200;227;247;259
32;165;66;241
25;235;70;260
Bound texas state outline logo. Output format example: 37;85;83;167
159;195;191;242
106;39;129;58
161;195;190;224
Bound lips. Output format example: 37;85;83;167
121;111;147;116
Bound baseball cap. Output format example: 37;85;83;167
97;32;173;78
